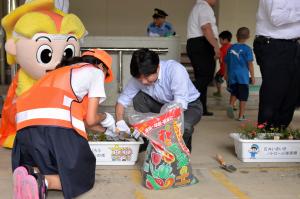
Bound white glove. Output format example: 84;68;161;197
100;112;116;132
116;120;131;135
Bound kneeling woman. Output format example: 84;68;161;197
12;49;116;199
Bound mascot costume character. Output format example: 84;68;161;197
0;0;86;148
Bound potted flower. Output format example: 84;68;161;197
230;122;300;162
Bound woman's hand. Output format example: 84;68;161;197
100;112;116;132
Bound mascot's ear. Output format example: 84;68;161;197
5;39;16;56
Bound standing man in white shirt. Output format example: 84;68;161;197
253;0;300;129
25;0;69;13
186;0;220;116
115;48;203;152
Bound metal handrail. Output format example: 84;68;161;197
81;47;168;53
80;47;168;92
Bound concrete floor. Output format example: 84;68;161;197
1;91;300;199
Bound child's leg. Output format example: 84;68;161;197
213;73;223;96
45;175;62;190
216;82;221;94
239;101;246;118
230;95;237;107
227;95;237;119
237;84;249;119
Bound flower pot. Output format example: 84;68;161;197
230;133;300;162
89;138;144;165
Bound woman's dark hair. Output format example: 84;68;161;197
56;55;109;77
130;48;159;78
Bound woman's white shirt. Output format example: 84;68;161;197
71;65;106;103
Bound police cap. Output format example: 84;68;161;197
152;8;168;18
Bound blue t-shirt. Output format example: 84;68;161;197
147;22;174;37
225;43;253;85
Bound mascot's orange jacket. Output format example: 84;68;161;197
0;75;19;146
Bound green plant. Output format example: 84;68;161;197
238;122;300;140
87;128;136;142
87;129;106;141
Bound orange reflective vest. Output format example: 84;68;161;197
15;63;97;139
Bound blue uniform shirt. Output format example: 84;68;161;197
118;60;200;110
147;22;174;37
225;43;253;85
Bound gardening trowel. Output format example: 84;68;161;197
216;154;237;173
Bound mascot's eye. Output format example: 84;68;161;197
63;44;75;59
36;45;53;64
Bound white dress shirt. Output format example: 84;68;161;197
187;0;218;39
117;60;200;110
256;0;300;39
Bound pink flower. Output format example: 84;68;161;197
257;124;265;129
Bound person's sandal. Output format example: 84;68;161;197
33;172;48;199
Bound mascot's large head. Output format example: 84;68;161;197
1;0;86;80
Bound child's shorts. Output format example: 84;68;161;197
228;83;249;101
214;72;224;84
12;126;96;199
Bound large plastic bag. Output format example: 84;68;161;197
129;102;198;190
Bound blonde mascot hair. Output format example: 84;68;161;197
2;0;86;65
0;0;86;148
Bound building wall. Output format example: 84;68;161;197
70;0;261;76
69;0;195;44
219;0;259;44
69;0;258;44
218;0;260;76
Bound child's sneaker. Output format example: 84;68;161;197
21;175;39;199
237;115;246;121
226;106;235;119
13;165;47;199
13;166;28;199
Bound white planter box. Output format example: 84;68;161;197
89;138;144;165
230;133;300;162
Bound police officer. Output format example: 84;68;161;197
147;8;175;37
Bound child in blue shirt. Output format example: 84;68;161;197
224;27;255;121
